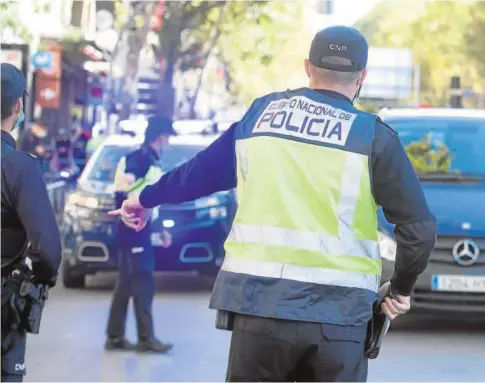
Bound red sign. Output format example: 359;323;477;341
35;77;61;108
35;47;62;109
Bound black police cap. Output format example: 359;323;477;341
144;115;177;143
1;63;27;104
309;26;369;72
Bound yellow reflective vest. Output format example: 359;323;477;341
209;88;381;326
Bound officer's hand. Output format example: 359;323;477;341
31;260;57;287
160;230;172;248
108;195;152;232
381;294;411;320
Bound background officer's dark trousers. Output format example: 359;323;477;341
107;246;155;341
1;328;26;382
226;314;368;382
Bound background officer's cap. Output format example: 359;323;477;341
309;26;369;72
145;115;177;143
1;63;27;104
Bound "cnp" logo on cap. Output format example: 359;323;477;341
329;44;347;52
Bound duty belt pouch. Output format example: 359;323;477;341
215;310;235;331
1;286;12;328
1;279;21;330
18;280;48;334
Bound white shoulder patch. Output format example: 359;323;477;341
253;95;357;146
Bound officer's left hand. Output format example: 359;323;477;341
381;295;411;320
108;195;152;232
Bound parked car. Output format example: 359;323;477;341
61;133;236;288
378;108;485;314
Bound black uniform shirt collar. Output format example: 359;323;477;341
142;143;160;161
1;130;16;148
312;88;353;104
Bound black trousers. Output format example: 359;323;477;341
226;314;368;382
106;246;155;341
1;328;26;382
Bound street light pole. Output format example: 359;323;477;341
449;76;463;109
118;1;156;122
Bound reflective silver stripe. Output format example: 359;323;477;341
236;140;249;183
227;223;379;259
338;152;366;255
234;140;249;205
222;256;380;292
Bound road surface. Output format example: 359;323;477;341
26;274;485;382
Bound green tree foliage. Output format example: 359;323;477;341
217;1;309;103
0;0;52;42
153;0;307;116
355;0;483;106
465;2;485;77
405;134;451;173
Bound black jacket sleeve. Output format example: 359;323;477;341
372;122;437;296
139;125;238;208
8;154;62;281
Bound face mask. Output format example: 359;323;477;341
13;110;25;131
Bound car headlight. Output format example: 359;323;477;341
378;231;397;262
66;193;99;209
162;219;175;228
208;206;227;219
194;196;220;209
194;195;228;219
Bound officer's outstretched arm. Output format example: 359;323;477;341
12;154;62;283
138;124;238;208
372;130;437;297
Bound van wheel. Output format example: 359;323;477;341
62;261;86;289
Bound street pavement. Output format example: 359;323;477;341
26;273;485;382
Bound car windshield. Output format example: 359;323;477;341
86;144;204;182
389;118;485;178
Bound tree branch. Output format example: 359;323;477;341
181;1;224;24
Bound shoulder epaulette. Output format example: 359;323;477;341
376;116;397;135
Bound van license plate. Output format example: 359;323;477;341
431;275;485;293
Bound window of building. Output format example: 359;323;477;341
315;0;334;15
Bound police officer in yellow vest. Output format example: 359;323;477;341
105;116;175;353
110;26;437;381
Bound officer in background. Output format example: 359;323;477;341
1;63;62;381
71;116;90;173
86;125;107;159
110;27;437;381
105;116;175;353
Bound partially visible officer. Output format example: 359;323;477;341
110;26;437;381
1;63;62;382
105;116;175;353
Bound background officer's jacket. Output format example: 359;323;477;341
113;144;164;247
1;131;62;276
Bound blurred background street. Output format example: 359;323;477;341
26;275;485;382
1;0;485;381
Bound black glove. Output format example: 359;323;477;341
30;260;57;287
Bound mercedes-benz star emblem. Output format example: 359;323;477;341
452;239;480;266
